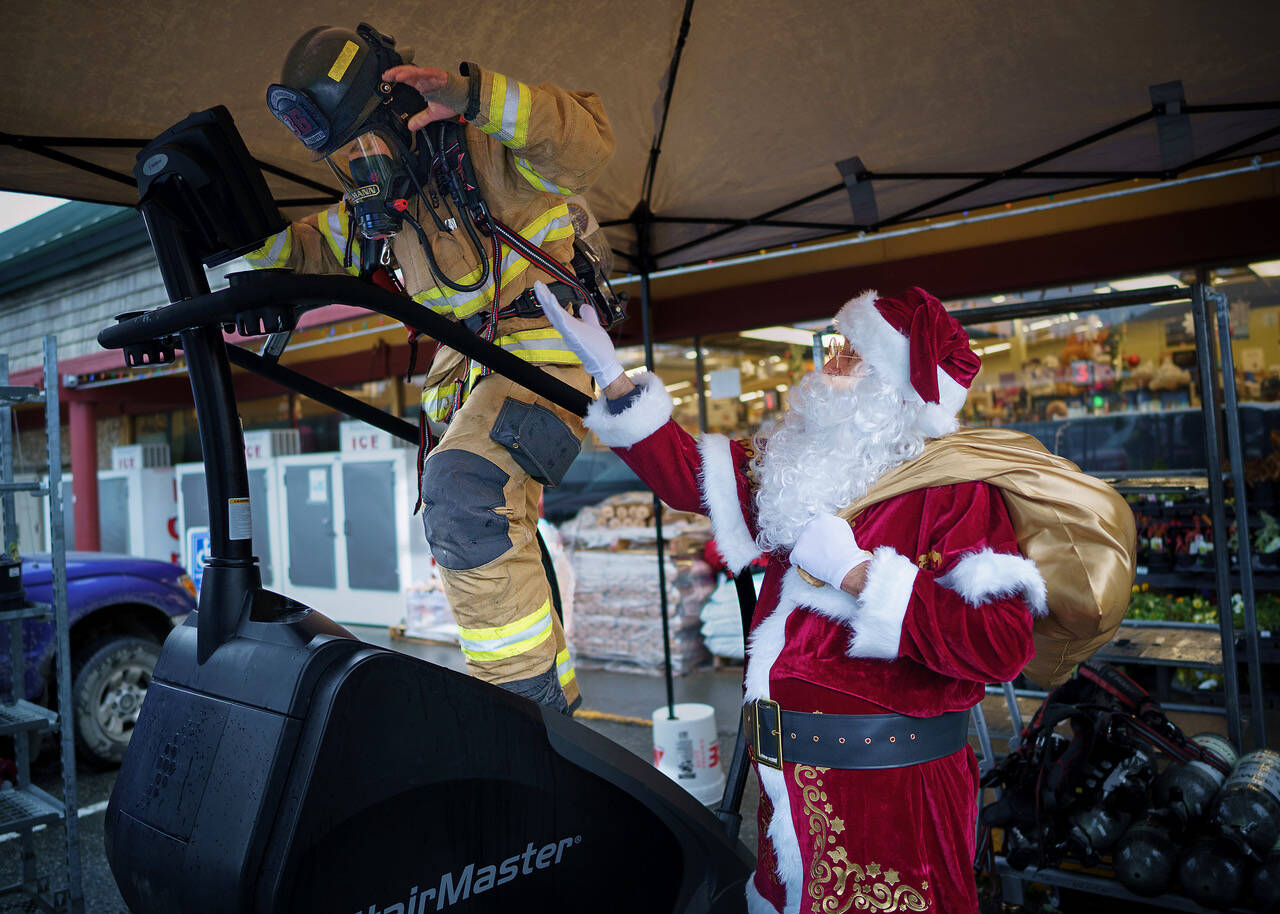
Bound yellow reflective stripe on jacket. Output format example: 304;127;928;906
481;73;532;148
514;157;573;196
244;227;293;269
556;648;575;687
493;328;582;365
457;600;553;662
317;204;361;276
421;361;484;422
411;203;575;319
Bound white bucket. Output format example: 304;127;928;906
651;702;725;805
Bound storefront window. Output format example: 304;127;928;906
589;264;1280;479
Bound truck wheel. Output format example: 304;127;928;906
72;635;161;768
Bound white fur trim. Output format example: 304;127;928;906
698;434;760;573
745;876;780;913
848;546;918;660
583;371;672;447
935;548;1048;616
833;289;969;439
742;590;802;911
778;564;861;627
760;764;803;914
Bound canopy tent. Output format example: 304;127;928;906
2;0;1278;283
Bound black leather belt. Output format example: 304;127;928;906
461;281;578;334
744;699;969;770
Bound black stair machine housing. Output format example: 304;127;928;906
101;107;753;914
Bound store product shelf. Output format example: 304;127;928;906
0;700;57;738
1094;624;1223;669
993;856;1253;913
0;784;63;836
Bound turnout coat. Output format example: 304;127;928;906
587;374;1046;914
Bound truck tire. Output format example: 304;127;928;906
71;634;161;768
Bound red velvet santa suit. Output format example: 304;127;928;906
584;372;1046;914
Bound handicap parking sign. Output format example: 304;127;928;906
186;526;211;596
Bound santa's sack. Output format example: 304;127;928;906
839;427;1136;687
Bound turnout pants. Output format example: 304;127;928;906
419;364;592;711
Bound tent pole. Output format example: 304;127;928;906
634;202;677;719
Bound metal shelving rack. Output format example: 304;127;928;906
0;337;84;913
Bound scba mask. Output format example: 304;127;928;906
266;23;426;243
326;129;416;241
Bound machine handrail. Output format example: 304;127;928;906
98;270;594;418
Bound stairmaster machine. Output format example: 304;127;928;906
100;107;757;913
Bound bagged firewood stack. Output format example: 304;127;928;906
564;492;715;674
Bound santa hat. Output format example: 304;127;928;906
834;287;981;438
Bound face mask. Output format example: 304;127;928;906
325;129;416;240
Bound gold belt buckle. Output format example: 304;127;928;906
753;698;783;770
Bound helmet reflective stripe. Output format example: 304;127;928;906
457;600;553;662
556;649;575;687
479;73;531;148
244;228;294;269
514;157;572;196
316;204;362;275
411;204;574;318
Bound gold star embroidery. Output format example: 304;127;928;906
884;869;900;886
866;862;881;877
830;817;845;835
824;803;833;814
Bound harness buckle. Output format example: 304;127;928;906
753;699;784;770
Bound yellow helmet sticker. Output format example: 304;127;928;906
327;41;360;82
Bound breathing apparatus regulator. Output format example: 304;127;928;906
266;23;625;327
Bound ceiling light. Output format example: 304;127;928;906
1027;318;1055;331
990;295;1006;304
977;342;1011;356
684;349;699;359
1249;260;1280;278
665;381;691;393
740;327;817;347
1094;285;1111;294
1108;274;1185;291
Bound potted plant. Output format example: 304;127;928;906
1186;530;1214;572
1254;511;1280;570
1147;521;1174;573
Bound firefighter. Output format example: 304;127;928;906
249;23;614;712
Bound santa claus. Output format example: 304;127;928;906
538;283;1047;914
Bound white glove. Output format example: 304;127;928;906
790;514;872;590
534;281;625;389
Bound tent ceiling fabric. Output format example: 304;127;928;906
2;1;1278;270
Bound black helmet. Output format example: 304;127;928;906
266;23;405;157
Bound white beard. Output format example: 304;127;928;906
751;368;928;553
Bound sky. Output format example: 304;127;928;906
0;191;71;234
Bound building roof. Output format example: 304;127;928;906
0;201;148;297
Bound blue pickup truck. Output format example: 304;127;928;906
4;553;196;767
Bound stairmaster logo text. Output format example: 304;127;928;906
354;835;582;913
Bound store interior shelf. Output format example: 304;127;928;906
0;785;64;836
0;700;57;738
993;856;1253;914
